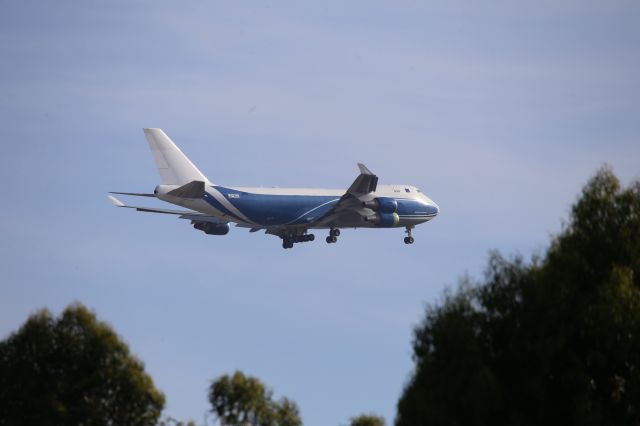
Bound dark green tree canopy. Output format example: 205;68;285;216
157;417;196;426
396;168;640;426
209;371;302;426
349;413;386;426
0;303;165;426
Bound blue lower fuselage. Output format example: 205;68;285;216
203;185;438;228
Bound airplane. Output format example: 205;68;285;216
109;128;439;249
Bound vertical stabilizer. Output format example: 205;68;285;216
143;128;209;185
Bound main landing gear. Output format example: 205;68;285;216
404;226;415;245
326;228;340;244
282;233;315;249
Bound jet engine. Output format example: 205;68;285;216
362;197;398;214
364;212;400;227
192;221;230;235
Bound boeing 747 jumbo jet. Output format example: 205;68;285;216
109;129;439;249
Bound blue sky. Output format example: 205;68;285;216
1;1;639;425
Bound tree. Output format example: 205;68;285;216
208;371;302;426
349;413;386;426
157;417;196;426
396;167;640;426
0;303;165;425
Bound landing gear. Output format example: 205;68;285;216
282;233;314;249
404;227;415;244
326;228;340;244
283;238;294;248
292;234;314;243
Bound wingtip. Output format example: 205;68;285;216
107;195;125;207
357;163;374;175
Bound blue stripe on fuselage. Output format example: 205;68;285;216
212;186;339;226
202;191;246;223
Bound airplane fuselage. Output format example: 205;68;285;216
156;183;438;230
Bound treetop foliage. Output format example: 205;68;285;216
396;167;640;426
209;370;302;426
0;303;165;426
349;413;386;426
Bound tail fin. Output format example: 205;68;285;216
143;128;209;185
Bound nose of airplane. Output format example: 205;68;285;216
430;202;440;216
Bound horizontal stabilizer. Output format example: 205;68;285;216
109;192;156;197
167;180;205;198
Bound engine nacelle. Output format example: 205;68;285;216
362;197;398;214
193;221;229;235
364;212;400;227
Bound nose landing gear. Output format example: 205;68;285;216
404;226;415;244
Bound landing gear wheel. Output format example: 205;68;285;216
327;228;340;244
283;238;294;249
404;226;415;244
308;234;315;241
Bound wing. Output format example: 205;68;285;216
107;195;226;224
348;163;378;195
310;163;378;227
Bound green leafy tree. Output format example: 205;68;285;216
0;303;165;425
396;167;640;426
208;371;301;426
349;413;386;426
157;417;196;426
